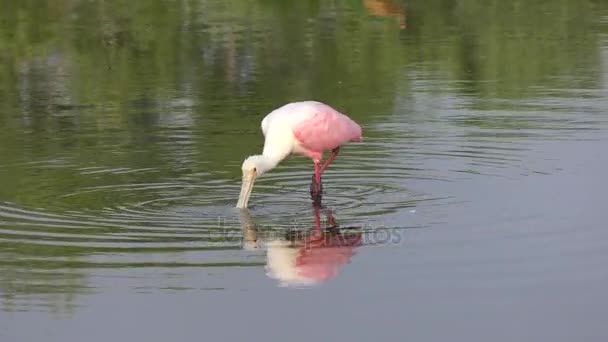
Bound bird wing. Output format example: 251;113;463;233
292;104;362;152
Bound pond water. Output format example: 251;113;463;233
1;1;608;341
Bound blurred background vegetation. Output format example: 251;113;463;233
1;0;606;128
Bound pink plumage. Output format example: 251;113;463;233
293;102;362;155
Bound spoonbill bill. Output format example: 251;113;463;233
236;101;362;208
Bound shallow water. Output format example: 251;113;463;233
1;1;608;341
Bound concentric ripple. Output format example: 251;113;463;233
0;138;446;274
1;107;586;270
2;82;605;308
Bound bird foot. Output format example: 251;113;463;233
310;175;323;206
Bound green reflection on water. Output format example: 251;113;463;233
0;0;606;312
0;0;605;204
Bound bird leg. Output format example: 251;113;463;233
320;147;340;173
310;161;323;205
325;209;337;228
310;148;341;204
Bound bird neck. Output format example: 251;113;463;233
254;154;283;175
258;139;292;174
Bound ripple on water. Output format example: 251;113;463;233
0;196;247;263
5;108;551;275
0;146;440;271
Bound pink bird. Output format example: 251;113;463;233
236;101;363;208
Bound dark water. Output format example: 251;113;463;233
1;0;608;341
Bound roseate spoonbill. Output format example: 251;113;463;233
236;101;362;209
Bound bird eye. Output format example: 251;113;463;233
253;167;257;172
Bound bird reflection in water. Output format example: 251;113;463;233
239;205;362;287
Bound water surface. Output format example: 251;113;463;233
1;1;608;341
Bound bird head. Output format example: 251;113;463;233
237;155;276;208
241;155;271;176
